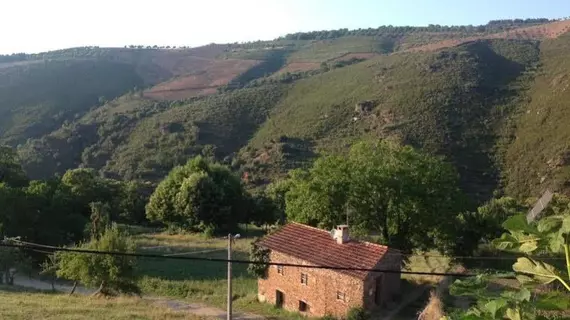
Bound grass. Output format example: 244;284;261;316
132;231;306;320
402;252;455;285
287;37;390;63
502;33;570;197
0;285;202;319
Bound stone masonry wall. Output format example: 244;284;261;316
258;251;365;318
363;248;402;309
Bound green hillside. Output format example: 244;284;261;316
0;60;144;145
19;84;286;180
502;33;570;197
5;19;570;202
243;39;540;200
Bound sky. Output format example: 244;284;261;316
1;0;569;54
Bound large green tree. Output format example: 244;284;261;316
146;156;247;233
285;140;467;253
0;146;28;187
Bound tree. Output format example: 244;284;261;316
247;239;270;278
247;192;279;227
0;146;28;187
266;179;292;225
40;253;59;291
88;202;111;240
56;225;138;296
146;156;247;233
23;179;88;245
0;244;31;285
455;197;527;255
285;140;466;253
117;181;151;224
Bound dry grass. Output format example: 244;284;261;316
405;20;570;53
402;253;455;285
418;291;445;320
0;286;204;319
144;59;261;100
275;62;321;75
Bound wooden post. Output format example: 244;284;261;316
227;234;232;320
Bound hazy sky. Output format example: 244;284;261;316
2;0;569;54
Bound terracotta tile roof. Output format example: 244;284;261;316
259;223;390;280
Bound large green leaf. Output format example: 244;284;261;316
535;291;570;310
503;215;537;234
515;274;540;286
493;233;519;251
501;288;531;302
483;299;508;318
449;276;489;298
519;241;538;253
505;308;521;320
546;231;564;253
537;216;562;233
561;215;570;234
512;257;562;285
493;231;540;253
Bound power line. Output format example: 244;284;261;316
0;242;477;278
12;238;566;261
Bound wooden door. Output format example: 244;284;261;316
276;290;284;308
374;276;383;306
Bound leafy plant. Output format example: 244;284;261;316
449;210;570;319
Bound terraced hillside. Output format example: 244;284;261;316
6;18;570;202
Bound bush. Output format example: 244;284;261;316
56;224;139;296
247;240;270;278
346;307;369;320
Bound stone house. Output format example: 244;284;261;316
257;223;402;318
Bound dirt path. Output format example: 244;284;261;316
379;285;429;320
12;275;263;320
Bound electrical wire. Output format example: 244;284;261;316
0;242;478;277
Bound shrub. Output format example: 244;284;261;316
56;224;139;296
346;307;369;320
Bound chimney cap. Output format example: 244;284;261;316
336;224;349;229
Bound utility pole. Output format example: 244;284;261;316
226;233;240;320
227;233;232;320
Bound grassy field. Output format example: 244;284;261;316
0;285;201;319
133;231;307;320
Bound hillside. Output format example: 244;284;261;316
5;18;570;202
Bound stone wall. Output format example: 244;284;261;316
258;251;365;318
363;248;402;309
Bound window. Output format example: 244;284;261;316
337;291;346;302
298;300;309;312
300;273;308;285
277;265;284;275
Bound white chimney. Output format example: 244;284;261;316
334;225;350;244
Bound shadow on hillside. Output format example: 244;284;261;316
407;40;538;203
